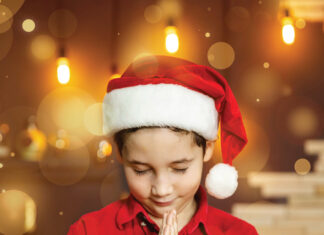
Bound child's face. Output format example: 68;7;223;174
118;128;214;218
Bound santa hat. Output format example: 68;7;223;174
102;55;247;199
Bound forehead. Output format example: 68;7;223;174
123;128;200;161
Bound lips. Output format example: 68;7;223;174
151;199;174;207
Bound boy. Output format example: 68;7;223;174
67;55;258;234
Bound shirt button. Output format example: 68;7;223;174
140;221;147;226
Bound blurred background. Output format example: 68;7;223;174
0;0;324;234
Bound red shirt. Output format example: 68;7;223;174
67;186;258;235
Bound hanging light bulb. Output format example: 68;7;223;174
57;47;71;84
282;9;295;45
165;19;179;53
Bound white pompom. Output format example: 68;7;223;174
205;163;238;199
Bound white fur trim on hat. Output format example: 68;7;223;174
205;163;238;199
103;83;219;140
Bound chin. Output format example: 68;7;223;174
143;203;175;217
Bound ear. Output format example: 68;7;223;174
203;140;215;162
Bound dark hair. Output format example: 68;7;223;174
113;126;207;158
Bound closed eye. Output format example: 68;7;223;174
133;169;150;175
133;167;189;176
173;168;188;174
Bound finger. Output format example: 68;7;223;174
162;212;167;228
174;210;178;233
172;210;177;234
159;213;166;235
164;224;170;235
167;210;173;225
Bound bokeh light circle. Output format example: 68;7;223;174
22;19;35;32
0;5;13;25
239;67;282;106
296;18;306;29
36;87;96;149
132;53;159;78
157;0;182;19
294;158;311;175
233;116;270;178
207;42;235;70
100;166;127;207
144;5;162;24
287;107;319;138
282;85;292;96
48;9;77;38
225;6;250;32
0;5;13;33
263;62;270;69
0;190;36;234
0;28;13;61
0;0;25;16
30;34;56;60
205;32;211;38
275;96;323;144
0;106;35;147
39;140;90;185
84;103;104;136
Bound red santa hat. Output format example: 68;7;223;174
103;55;247;199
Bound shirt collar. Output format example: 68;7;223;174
116;185;210;233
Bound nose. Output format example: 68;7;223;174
151;172;173;197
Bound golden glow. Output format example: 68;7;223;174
144;5;162;24
295;18;306;29
96;140;112;162
205;32;211;38
165;26;179;53
10;152;15;157
31;35;56;60
0;163;3;168
55;139;67;149
57;57;70;84
110;73;120;80
282;17;295;45
16;124;47;162
207;42;235;69
0;5;13;34
263;62;270;69
22;19;35;32
38;138;90;185
287;107;318;138
240;67;281;105
36;87;95;150
24;198;36;232
0;190;36;234
0;123;10;134
294;158;311;175
84;103;104;136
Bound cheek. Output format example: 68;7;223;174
173;162;203;193
124;167;151;198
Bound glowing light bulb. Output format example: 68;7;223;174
165;26;179;53
57;57;70;84
282;17;295;45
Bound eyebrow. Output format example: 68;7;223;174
127;158;194;165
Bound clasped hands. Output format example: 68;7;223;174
159;209;178;235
